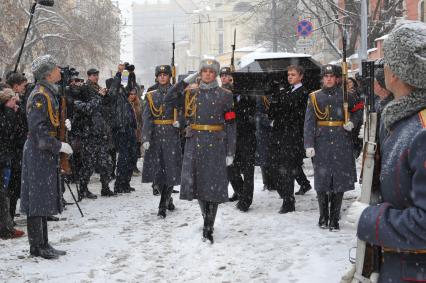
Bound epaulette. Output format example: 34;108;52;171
309;89;322;97
419;108;426;128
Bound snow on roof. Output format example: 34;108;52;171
238;51;312;69
368;48;378;53
375;34;389;41
348;53;358;60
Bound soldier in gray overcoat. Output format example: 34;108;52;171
304;64;362;231
347;21;426;283
141;65;182;218
20;55;73;259
164;59;236;243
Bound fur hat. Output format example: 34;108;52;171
199;59;220;75
0;88;15;105
155;65;172;77
384;21;426;89
31;55;57;81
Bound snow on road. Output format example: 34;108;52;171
0;166;359;283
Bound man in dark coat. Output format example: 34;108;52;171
304;64;362;231
5;73;28;220
0;88;25;239
105;66;138;194
221;67;257;212
255;94;273;191
142;65;182;218
20;55;73;259
72;68;115;199
165;59;236;243
268;65;311;213
347;21;426;283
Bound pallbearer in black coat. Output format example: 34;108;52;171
268;65;311;213
221;67;257;212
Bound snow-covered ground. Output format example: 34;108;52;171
0;162;360;283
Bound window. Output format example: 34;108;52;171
421;0;425;22
218;33;224;54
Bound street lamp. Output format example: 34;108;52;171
14;0;55;72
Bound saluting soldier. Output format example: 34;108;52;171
347;21;426;282
20;55;73;259
304;64;362;231
165;59;236;243
221;67;257;212
141;65;182;218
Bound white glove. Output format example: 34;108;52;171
306;148;315;158
184;72;199;84
142;142;150;150
226;156;234;166
60;142;73;155
65;119;72;131
343;121;354;132
346;201;369;228
358;124;365;139
270;120;274;127
172;121;180;128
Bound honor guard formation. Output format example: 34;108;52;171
0;15;426;282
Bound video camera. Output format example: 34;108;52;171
124;62;135;72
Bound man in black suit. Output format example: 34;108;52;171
268;65;311;213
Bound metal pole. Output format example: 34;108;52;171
14;3;37;73
359;0;368;75
272;0;278;52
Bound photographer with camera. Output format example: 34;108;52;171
105;64;138;194
71;68;115;199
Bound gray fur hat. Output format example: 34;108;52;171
199;59;220;75
384;21;426;89
31;55;57;81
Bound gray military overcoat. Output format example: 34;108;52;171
304;87;361;193
165;81;236;203
358;89;426;282
141;85;182;186
20;81;63;217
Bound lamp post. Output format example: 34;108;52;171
358;0;368;75
14;0;55;72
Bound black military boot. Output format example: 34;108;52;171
157;185;168;218
42;217;66;256
166;187;175;211
101;182;116;197
203;202;218;244
28;217;58;259
329;192;344;232
279;196;295;214
295;184;312;195
80;183;97;199
317;192;329;229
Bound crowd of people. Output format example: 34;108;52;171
0;19;425;283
